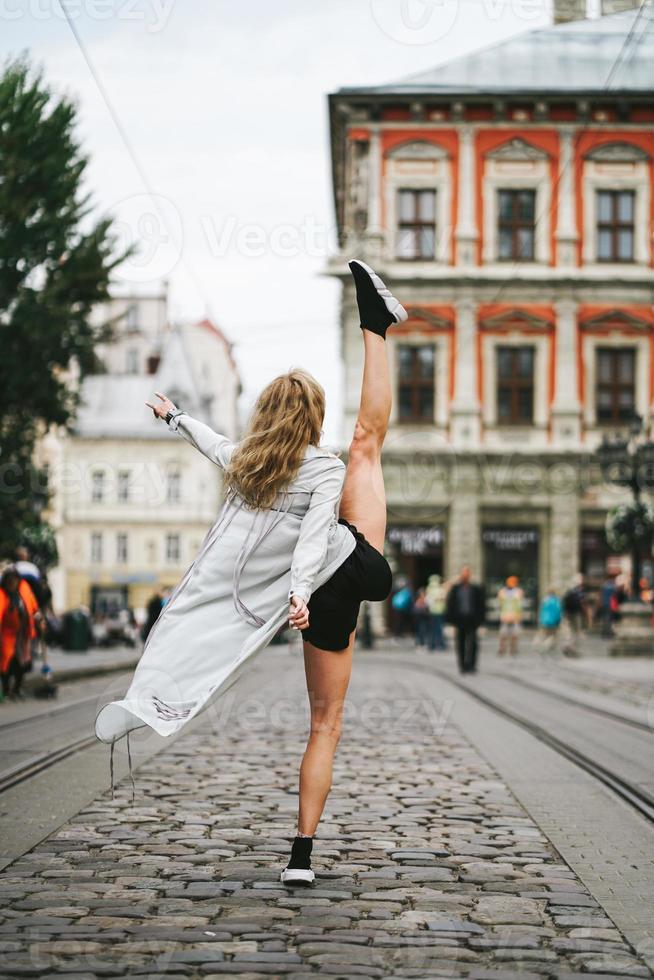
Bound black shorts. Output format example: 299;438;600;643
301;518;392;652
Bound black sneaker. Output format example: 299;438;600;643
280;835;315;887
348;259;408;338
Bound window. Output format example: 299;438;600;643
116;533;128;564
498;190;536;261
596;348;636;424
166;533;181;563
496;346;535;425
597;190;635;262
118;470;130;503
396;189;436;260
126;348;139;374
90;532;103;564
397;344;435;422
167;472;181;504
91;470;105;503
126;304;139;332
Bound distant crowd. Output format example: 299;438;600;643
389;565;648;673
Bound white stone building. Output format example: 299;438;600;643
47;287;240;616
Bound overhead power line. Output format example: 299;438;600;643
56;0;215;317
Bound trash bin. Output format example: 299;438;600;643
61;609;92;652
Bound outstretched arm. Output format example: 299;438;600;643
146;391;235;468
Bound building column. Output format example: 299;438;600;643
551;298;582;445
450;298;481;447
455;126;478;267
549;492;580;594
364;126;384;263
555;128;578;267
447;464;481;578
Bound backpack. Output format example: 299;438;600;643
563;588;582;614
392;587;413;612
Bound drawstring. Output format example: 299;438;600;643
127;732;135;804
109;734;136;805
110;741;115;800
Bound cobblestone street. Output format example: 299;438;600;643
0;644;652;979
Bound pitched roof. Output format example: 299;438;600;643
74;327;204;439
337;6;654;96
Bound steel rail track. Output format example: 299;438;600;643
383;655;654;825
0;734;99;794
481;668;653;734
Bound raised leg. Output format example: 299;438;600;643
338;330;391;553
297;633;354;835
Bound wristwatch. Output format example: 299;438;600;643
164;408;184;426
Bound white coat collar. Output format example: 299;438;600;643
303;443;339;461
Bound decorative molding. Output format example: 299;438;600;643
405;306;454;330
385;139;449;161
485;138;549;162
479;309;554;331
579;309;654;331
584;141;650;163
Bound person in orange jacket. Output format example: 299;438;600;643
0;565;39;701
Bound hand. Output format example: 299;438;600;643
146;391;177;420
288;594;309;631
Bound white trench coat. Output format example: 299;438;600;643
95;413;356;745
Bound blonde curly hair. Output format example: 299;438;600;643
225;369;325;510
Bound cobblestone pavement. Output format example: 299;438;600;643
0;647;652;979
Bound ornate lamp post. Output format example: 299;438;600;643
597;414;654;655
598;414;654;596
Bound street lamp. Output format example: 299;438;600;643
598;413;654;596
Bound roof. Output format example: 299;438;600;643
336;6;654;96
74;327;204;439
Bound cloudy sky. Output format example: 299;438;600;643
4;0;568;440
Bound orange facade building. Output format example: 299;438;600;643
328;4;654;620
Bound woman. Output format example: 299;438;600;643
95;260;407;885
0;565;39;701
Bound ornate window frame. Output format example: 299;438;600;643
481;330;550;431
384;140;452;264
582;142;650;266
387;324;451;429
482;138;551;265
581;324;649;428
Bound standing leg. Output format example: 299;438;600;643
297;636;354;836
456;627;466;673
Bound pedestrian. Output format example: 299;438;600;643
425;573;447;651
597;574;617;638
537;586;562;656
497;575;524;657
562;573;588;657
0;565;39;701
445;565;485;674
412;587;430;648
141;589;164;643
391;581;414;637
95;259;407;887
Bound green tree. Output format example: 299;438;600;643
0;56;124;559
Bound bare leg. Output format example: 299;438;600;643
297;633;354;835
338;330;391;552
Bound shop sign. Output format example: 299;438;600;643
483;529;539;551
387;525;443;555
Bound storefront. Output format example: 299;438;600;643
386;524;445;590
482;527;539;624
